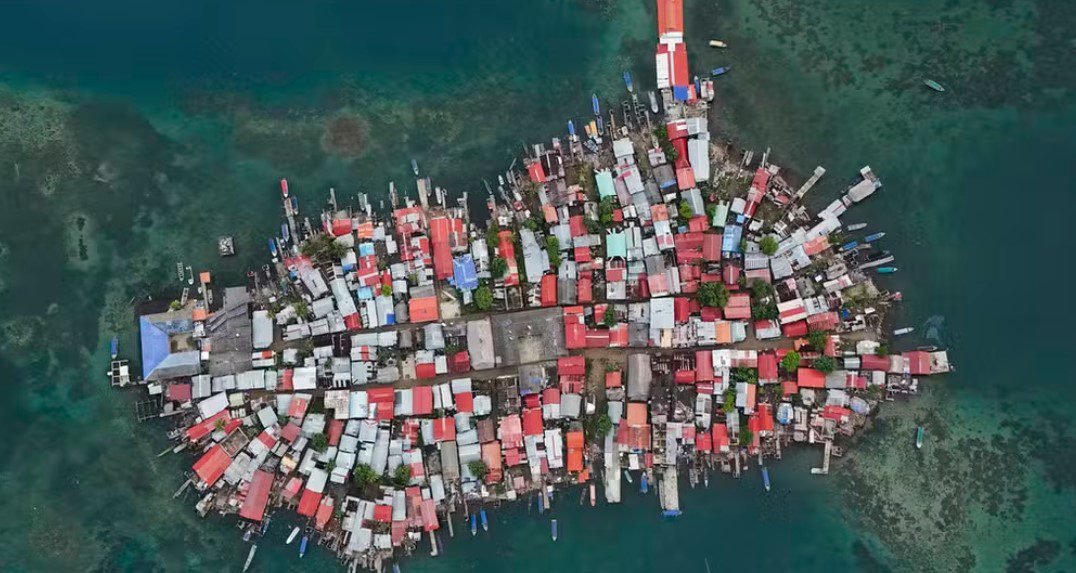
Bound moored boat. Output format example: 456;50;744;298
268;238;278;259
469;513;477;535
876;266;898;274
864;231;886;242
243;544;257;573
286;526;300;544
640;472;648;494
280;178;289;198
841;240;859;252
623;70;634;92
299;532;309;558
709;39;727;48
551;519;558;541
589;483;596;507
648;91;659;113
623;470;633;484
712;66;731;76
846;222;867;231
894;326;915;336
281;223;290;243
916;426;925;449
866;250;892;262
411;159;419;176
110;336;119;359
567;120;575;137
762;467;771;492
480;508;488;532
592;93;600;116
924;79;946;92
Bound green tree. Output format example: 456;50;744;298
751;303;778;320
807;329;829;350
813;356;837;374
468;460;489;480
309;433;329;452
381;283;393;297
598;197;616;226
595;413;613;438
750;279;774;300
474;285;493;311
352;464;378;488
698;282;730;308
759;235;779;256
741;428;754;446
722;389;736;413
214;418;227;431
169;300;183;311
602;306;618;327
490;256;508;279
781;351;801;373
393;464;412;486
486;223;500;250
875;343;889;356
678;200;694;220
546;236;561;268
301;233;347;263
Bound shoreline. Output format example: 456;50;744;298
107;2;954;571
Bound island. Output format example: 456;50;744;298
109;1;952;571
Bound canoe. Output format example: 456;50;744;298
876;266;898;274
762;467;771;492
709;40;727;48
846;223;867;231
551;519;558;542
864;231;886;242
916;426;925;449
712;66;731;76
924;79;946;92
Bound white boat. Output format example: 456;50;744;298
243;541;257;567
846;223;867;231
648;91;659;113
286;526;300;544
709;40;727;48
893;327;914;336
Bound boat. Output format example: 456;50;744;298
592;93;600;116
917;345;938;352
242;527;252;542
711;66;731;76
623;470;633;484
623;70;634;92
640;472;649;494
846;223;867;231
268;238;278;259
596;116;605;136
260;514;271;535
480;508;489;532
280;178;289;198
567;120;575;137
551;519;558;541
924;79;946;92
709;39;727;48
866;250;892;262
589;483;596;507
916;426;925;449
243;544;257;573
286;526;301;544
110;336;118;359
864;231;886;242
289;196;299;215
762;467;771;492
841;240;859;252
281;223;290;243
876;266;898;274
894;327;915;336
694;75;701;95
662;510;683;517
469;514;477;536
176;261;185;282
648;91;659;113
299;530;310;558
411;159;419;176
185;265;194;286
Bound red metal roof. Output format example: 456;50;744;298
557;356;586;376
542;388;561;406
315;496;334;531
429;217;455;280
578;276;593;303
807;311;839;332
186;410;230;442
167;383;191;403
797;367;826;389
782;320;809;338
327;419;344;446
297;488;322;517
432;417;456;442
674;369;696;384
656;0;683;35
605;370;623;388
192;444;231;487
373;504;393;523
239;470;274;522
368;386;395;421
860;354;890;371
540;274;558;306
695;350;714;381
723;293;751;320
758;352;778;381
903;351;932;375
280;422;301;443
454;391;474;413
522;408;544;436
527;162;546;183
412;386;434;415
409;296;440;324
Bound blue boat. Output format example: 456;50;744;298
110;336;118;359
694;75;701;94
662;510;683;517
876;267;898;274
840;240;859;252
480;508;489;532
393;564;402;573
640;473;649;494
596;116;605;136
298;534;309;558
864;231;886;242
712;66;731;76
268;237;278;258
551;519;558;541
289;196;299;214
567;120;575;137
762;467;771;492
623;71;634;92
592;93;600;115
470;514;477;536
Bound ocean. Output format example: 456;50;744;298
1;0;1074;571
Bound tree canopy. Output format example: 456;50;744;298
352;464;378;488
393;464;412;486
759;235;779;256
546;236;561;268
474;285;493;311
490;256;508;279
468;460;489;480
698;282;730;308
301;233;348;263
602;306;618;327
807;329;829;350
781;350;801;372
309;433;329;452
678;200;694;220
812;356;837;374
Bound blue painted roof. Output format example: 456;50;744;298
139;316;170;379
722;224;743;253
452;255;479;291
672;86;690;102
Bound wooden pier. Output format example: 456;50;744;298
795;166;826;199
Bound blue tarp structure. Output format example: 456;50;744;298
451;255;479;291
722;224;743;254
672;86;690;102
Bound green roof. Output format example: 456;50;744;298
596;169;616;199
606;231;627;259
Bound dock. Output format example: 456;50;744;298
795;166;826;199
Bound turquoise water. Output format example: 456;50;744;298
2;0;1075;570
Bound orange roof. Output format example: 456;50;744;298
626;402;648;426
409;296;440;323
567;448;584;473
714;321;733;344
199;271;211;284
192;444;231;487
192;307;208;321
797;367;826;389
656;0;684;36
566;430;584;448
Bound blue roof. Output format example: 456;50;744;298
722;224;743;253
672;86;690;102
452;255;479;291
139;316;171;379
